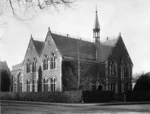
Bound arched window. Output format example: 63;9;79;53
124;64;129;78
98;85;103;91
109;61;117;76
18;74;22;92
43;78;48;92
26;79;31;92
32;80;35;92
26;59;31;73
43;55;49;70
50;52;56;69
32;58;37;72
50;77;56;92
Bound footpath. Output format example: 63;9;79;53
1;100;150;107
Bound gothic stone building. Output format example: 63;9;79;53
12;10;133;94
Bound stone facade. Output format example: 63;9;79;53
12;11;133;94
11;62;23;92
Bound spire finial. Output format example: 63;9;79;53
31;34;33;39
119;32;121;37
96;5;97;13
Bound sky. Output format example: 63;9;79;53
0;0;150;74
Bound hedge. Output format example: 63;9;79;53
0;91;116;103
126;91;150;101
83;91;115;103
0;91;82;103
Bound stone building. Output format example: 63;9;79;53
11;62;23;92
12;10;133;94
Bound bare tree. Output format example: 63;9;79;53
72;39;91;90
62;39;93;90
0;0;75;20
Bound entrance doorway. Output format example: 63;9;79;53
98;85;103;91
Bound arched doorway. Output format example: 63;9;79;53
98;84;103;91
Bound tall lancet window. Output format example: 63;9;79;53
32;58;37;72
43;78;48;92
26;79;31;92
50;52;56;69
43;55;49;70
109;61;117;76
50;77;56;92
124;63;129;78
26;59;31;73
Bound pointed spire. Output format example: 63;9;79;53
93;7;100;43
93;7;100;31
31;34;33;39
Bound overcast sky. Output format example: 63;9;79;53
0;0;150;74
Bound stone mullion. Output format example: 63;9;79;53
48;60;50;70
35;80;37;92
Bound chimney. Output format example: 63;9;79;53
107;37;109;41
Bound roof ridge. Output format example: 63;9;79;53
51;32;93;44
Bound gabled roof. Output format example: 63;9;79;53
32;39;44;56
98;38;119;62
51;33;96;60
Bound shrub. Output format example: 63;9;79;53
0;92;16;100
134;72;150;91
126;91;150;101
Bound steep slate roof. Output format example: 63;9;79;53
32;39;44;56
51;33;119;62
51;33;96;60
98;38;119;62
29;32;119;62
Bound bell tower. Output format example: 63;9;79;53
93;8;100;43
